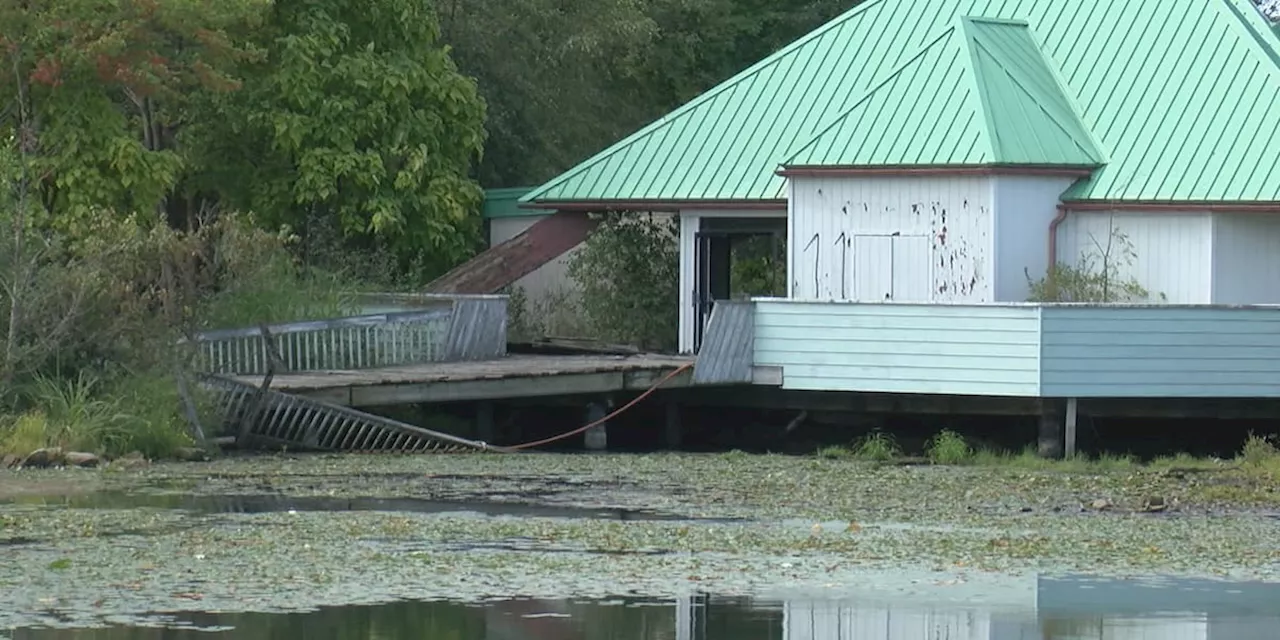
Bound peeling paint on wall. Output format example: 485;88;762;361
790;176;993;302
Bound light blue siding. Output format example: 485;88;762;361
1040;306;1280;397
754;301;1042;396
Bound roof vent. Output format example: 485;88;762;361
1255;0;1280;23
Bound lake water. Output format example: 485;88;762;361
8;574;1279;639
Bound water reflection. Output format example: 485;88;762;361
9;575;1279;639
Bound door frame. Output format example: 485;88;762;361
678;210;787;355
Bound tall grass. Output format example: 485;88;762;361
0;371;197;459
0;213;368;461
852;431;902;461
925;429;973;465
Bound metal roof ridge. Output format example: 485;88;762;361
519;0;893;204
1222;0;1280;69
958;17;1108;165
780;25;961;167
956;17;1001;165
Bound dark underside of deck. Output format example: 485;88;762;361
228;354;696;407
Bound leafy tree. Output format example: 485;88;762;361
191;0;488;281
441;0;857;187
0;0;265;228
439;0;660;187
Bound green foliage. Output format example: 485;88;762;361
504;285;590;343
925;429;973;465
729;235;786;299
568;213;679;351
0;0;267;225
3;0;485;286
187;217;356;329
1239;432;1279;467
0;371;192;458
852;431;901;462
0;197;357;458
1027;223;1158;302
441;0;853;187
190;0;487;282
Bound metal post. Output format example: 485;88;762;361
665;402;682;450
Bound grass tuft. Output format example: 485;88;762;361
851;431;901;462
815;445;853;460
925;429;972;465
1239;432;1279;467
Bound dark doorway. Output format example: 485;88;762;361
693;218;786;351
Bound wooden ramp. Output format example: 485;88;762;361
188;298;512;453
227;354;695;407
186;297;697;453
202;375;499;453
425;211;598;294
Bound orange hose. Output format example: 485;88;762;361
498;362;694;452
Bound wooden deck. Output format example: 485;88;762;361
228;354;695;407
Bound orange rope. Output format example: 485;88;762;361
497;362;694;452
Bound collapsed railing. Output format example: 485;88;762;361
178;295;509;453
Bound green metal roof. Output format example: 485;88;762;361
523;0;1280;205
786;17;1105;168
482;187;538;218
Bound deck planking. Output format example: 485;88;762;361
227;354;695;407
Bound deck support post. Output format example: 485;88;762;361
1064;398;1079;458
1038;398;1064;459
665;402;683;450
475;401;495;444
584;398;610;451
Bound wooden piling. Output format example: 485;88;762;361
1038;398;1063;459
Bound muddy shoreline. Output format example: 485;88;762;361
2;452;1278;630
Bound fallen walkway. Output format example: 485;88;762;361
226;353;694;407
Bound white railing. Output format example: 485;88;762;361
190;310;453;376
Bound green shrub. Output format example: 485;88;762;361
568;213;678;351
1239;432;1280;467
0;210;364;458
852;431;901;461
926;429;973;465
0;371;195;459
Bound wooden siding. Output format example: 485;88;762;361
1211;213;1280;304
991;175;1076;302
1040;306;1280;398
1055;211;1212;303
742;301;1280;399
753;301;1041;396
788;175;994;303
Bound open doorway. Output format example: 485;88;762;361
693;218;786;351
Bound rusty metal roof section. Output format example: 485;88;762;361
522;0;1280;205
425;211;598;294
